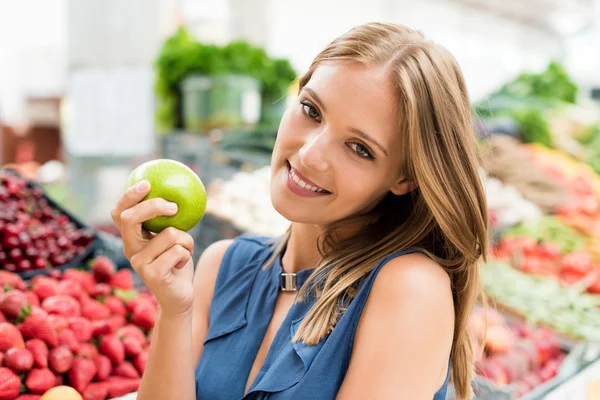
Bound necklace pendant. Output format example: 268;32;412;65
280;273;298;291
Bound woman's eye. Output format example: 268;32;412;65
300;101;321;122
348;143;374;159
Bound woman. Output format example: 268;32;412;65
111;23;487;400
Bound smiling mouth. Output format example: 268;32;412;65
286;161;331;194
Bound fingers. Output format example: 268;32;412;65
119;198;178;259
110;180;151;228
129;228;194;270
133;244;192;287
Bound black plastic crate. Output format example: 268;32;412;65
0;168;99;279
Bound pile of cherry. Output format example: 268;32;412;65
0;257;156;400
0;170;95;273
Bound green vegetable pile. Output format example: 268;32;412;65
474;61;578;147
154;27;296;132
503;216;587;254
482;261;600;340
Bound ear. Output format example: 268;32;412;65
390;178;418;196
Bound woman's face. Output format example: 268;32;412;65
270;61;413;225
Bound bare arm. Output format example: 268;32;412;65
137;239;233;400
336;254;455;400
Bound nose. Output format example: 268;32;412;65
299;130;329;173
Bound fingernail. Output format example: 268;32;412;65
167;202;178;213
136;181;149;192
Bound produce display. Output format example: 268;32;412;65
0;257;155;399
0;170;95;274
481;169;543;230
470;307;565;397
126;159;207;233
481;262;600;341
206;167;290;237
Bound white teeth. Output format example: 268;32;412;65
289;168;326;193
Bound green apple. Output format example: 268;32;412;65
126;159;207;233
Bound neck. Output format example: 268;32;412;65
281;223;323;274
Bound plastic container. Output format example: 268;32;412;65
0;168;99;279
181;75;261;133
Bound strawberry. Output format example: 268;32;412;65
93;355;112;382
25;339;48;369
113;361;140;379
31;277;60;302
104;296;127;316
28;306;47;319
58;279;84;300
126;293;154;313
110;270;134;290
68;357;97;393
0;367;21;400
47;315;68;333
131;303;156;331
48;345;73;374
92;320;115;337
25;368;56;394
0;290;30;319
55;374;63;386
0;271;26;291
16;395;42;400
83;382;109;400
81;298;110;321
77;343;98;360
91;283;112;299
69;317;93;342
24;292;39;308
108;315;127;331
62;270;96;294
99;334;125;366
18;313;58;347
0;312;5;323
41;295;81;317
133;351;147;375
0;322;25;351
4;347;34;373
118;325;146;347
58;329;80;353
91;257;116;283
122;337;142;357
0;353;3;367
106;376;140;398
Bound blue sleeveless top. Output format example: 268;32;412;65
195;235;450;399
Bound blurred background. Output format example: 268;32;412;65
2;2;600;398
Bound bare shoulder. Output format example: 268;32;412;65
194;239;235;281
191;239;234;365
373;252;453;306
337;252;454;399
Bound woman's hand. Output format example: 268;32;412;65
111;180;195;316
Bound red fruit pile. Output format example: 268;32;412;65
0;170;95;273
492;236;600;294
0;257;155;399
469;308;565;397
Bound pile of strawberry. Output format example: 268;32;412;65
0;256;156;400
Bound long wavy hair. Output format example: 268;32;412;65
264;22;488;399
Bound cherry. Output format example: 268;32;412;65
9;248;23;261
18;259;32;271
34;258;48;269
4;263;17;272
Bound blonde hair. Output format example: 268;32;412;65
265;23;488;399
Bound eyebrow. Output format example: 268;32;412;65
304;87;388;157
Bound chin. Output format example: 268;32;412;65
270;184;320;224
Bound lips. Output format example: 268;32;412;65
286;161;331;195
